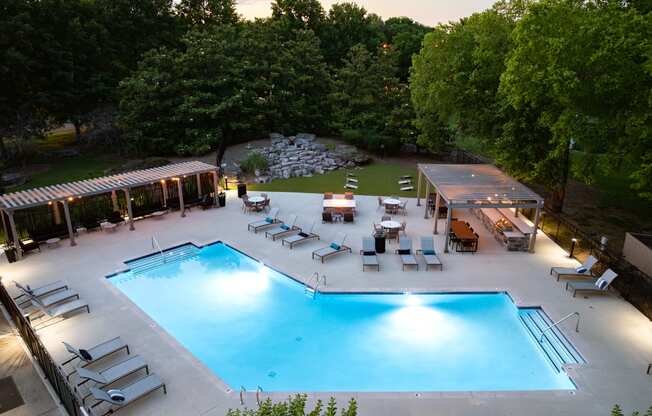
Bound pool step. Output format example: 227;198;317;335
127;244;201;274
519;308;584;373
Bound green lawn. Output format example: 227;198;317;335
248;162;418;197
14;155;123;191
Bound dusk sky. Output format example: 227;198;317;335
237;0;497;26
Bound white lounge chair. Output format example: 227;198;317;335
417;236;443;271
565;269;618;297
21;289;79;311
360;237;379;271
396;238;418;271
312;233;351;263
62;337;130;367
247;208;280;233
265;214;300;240
76;355;149;403
13;280;68;301
551;256;598;280
89;374;166;414
282;222;319;248
29;298;90;329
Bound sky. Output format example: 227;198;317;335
236;0;497;26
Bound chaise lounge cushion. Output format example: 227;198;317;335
330;243;341;250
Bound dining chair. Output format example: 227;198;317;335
381;215;391;222
399;221;407;236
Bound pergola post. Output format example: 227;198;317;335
444;204;453;253
62;200;76;246
111;190;119;212
212;171;220;206
196;173;202;197
416;168;422;207
433;192;441;234
177;179;185;217
161;180;169;206
52;201;62;224
124;188;135;230
423;181;430;219
6;211;21;260
528;204;542;253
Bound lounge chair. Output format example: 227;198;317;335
247;208;280;232
344;182;358;190
565;269;618;297
13;280;68;301
360;237;379;271
62;337;130;367
28;298;90;329
417;237;443;271
19;239;41;254
396;238;418;271
400;185;414;191
20;289;79;310
312;233;352;263
265;214;300;240
282;222;320;248
89;374;166;414
76;356;149;403
551;256;598;281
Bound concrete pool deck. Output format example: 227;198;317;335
1;191;651;415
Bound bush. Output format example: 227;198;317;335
342;129;402;154
240;152;269;174
226;395;356;416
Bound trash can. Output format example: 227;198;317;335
218;192;226;207
237;183;247;198
374;235;386;254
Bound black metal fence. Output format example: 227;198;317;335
0;281;83;416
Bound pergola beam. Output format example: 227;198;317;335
62;200;76;246
7;211;21;259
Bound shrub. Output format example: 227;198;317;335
226;395;356;416
240;152;269;174
611;405;652;416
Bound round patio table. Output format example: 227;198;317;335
248;196;265;204
101;222;117;233
380;220;401;229
45;238;60;248
383;198;401;206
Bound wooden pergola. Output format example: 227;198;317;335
416;164;545;253
0;161;220;260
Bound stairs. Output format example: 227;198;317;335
519;308;584;372
126;243;200;275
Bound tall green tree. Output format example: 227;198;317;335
176;0;239;26
499;0;652;209
383;17;430;80
271;0;324;35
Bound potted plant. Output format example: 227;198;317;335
4;245;17;263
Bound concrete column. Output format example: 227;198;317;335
62;200;76;246
529;204;542;253
444;204;453;253
212;171;220;206
124;188;135;230
423;181;430;219
161;180;169;206
111;190;119;212
6;211;21;259
196;173;202;197
416;169;422;207
52;201;62;224
433;192;441;234
177;179;185;217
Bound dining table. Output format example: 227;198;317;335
382;198;401;206
248;196;266;212
450;220;478;252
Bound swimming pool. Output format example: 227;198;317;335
108;242;579;392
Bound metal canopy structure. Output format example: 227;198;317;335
1;161;220;260
415;164;544;253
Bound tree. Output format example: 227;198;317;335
271;0;324;35
499;0;652;210
176;0;239;26
319;3;385;66
383;17;430;81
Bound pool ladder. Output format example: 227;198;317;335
304;272;326;299
538;312;580;342
239;385;264;406
151;236;165;263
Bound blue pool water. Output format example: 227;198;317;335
109;242;576;392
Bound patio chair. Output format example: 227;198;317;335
399;200;408;215
344;192;354;200
417;236;443;271
282;222;320;248
20;289;79;310
396;238;418;271
265;214;300;240
262;197;271;212
385;204;398;215
386;227;399;243
322;211;334;223
312;233;352;263
241;194;250;212
565;269;618;297
373;223;384;233
247;208;280;232
343;211;354;223
62;337;130;367
360;237;380;271
399;221;407;236
381;215;391;222
76;355;149;403
13;280;68;302
88;374;166;414
19;239;41;254
550;255;598;281
28;298;90;329
323;192;333;200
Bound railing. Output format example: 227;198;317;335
240;385;246;405
0;280;83;416
151;236;165;263
256;385;263;406
304;272;326;299
538;312;580;342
